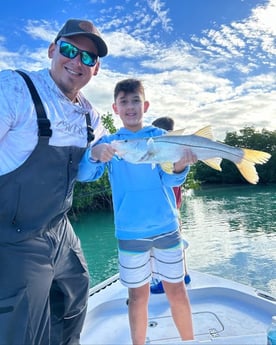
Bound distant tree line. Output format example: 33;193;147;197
70;114;275;216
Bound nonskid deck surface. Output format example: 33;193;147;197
80;271;276;345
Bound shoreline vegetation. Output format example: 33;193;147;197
70;113;275;217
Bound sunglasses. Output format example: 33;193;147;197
56;40;98;67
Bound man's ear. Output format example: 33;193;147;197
48;42;55;58
93;61;100;76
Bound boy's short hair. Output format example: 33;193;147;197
152;116;175;131
114;78;145;101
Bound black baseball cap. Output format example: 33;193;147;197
55;19;108;57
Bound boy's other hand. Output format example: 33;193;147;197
173;149;197;173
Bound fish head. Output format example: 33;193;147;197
111;138;149;163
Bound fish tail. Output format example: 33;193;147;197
236;148;271;184
241;148;271;164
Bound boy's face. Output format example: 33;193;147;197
112;91;150;132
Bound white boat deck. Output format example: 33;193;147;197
81;270;276;344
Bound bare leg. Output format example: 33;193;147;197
128;283;150;345
163;281;194;340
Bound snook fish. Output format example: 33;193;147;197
111;126;271;184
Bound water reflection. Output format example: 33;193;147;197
181;184;276;295
186;185;276;233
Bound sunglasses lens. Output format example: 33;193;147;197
60;42;78;59
58;41;97;67
81;52;96;66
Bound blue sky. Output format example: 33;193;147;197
0;0;275;139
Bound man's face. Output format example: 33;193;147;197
48;34;100;101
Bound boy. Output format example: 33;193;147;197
78;79;196;344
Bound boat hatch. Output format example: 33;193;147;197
147;311;223;342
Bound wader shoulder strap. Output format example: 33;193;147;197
84;112;95;145
15;70;52;137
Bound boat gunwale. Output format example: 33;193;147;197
89;273;120;297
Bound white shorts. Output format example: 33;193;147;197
118;230;185;288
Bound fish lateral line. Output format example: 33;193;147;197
152;137;270;165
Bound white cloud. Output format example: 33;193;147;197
104;31;148;57
24;20;58;42
196;0;276;74
147;0;173;32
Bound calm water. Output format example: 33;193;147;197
72;184;276;297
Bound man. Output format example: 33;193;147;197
0;19;108;345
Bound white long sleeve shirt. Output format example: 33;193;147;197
0;68;105;175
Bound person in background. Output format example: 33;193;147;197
78;78;196;345
152;117;183;208
0;18;108;345
151;116;191;294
